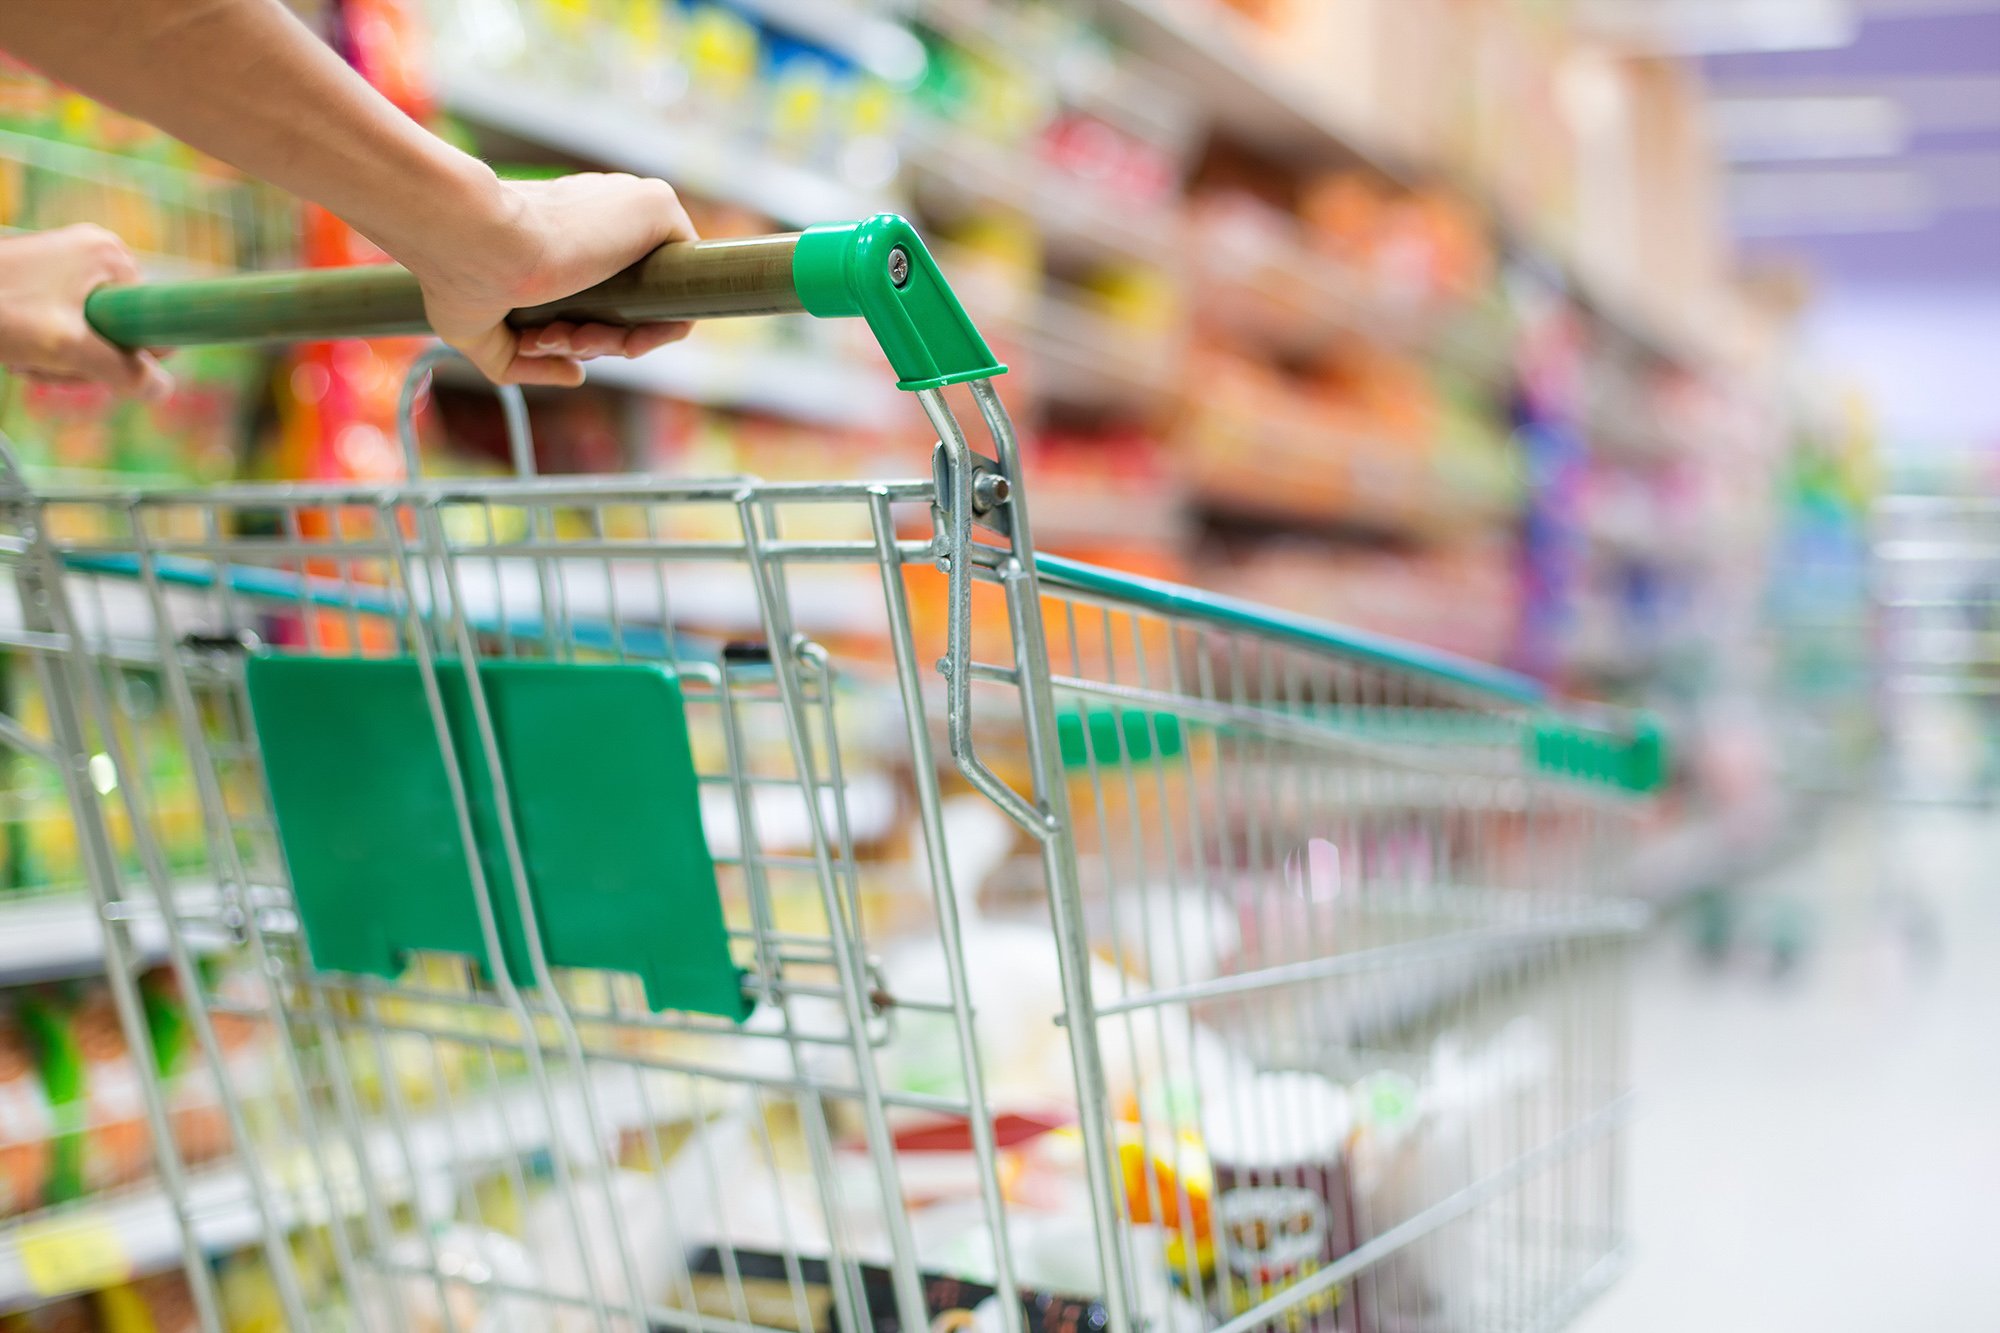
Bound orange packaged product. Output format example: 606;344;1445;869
1299;174;1386;267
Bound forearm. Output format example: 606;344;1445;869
0;0;506;270
0;0;697;385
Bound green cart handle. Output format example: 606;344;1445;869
85;213;1006;394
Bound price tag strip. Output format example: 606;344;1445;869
14;1213;133;1298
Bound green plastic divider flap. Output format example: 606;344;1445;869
793;214;1007;392
1529;715;1668;793
246;656;749;1021
1058;705;1188;768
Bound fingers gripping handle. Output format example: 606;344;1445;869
82;214;1005;393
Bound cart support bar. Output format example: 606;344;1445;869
84;212;1006;393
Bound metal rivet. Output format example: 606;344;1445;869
888;246;912;289
973;472;1012;512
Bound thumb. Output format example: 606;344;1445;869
132;351;174;403
62;331;174;402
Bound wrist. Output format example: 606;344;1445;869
360;149;528;292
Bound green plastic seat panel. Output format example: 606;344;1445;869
245;656;747;1020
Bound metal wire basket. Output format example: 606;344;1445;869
0;216;1659;1333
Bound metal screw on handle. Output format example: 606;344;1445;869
888;246;912;288
973;472;1012;514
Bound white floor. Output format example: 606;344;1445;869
1577;804;2000;1331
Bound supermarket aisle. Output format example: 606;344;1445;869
1581;804;2000;1331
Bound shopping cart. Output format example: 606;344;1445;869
0;215;1659;1333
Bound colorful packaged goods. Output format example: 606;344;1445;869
96;1273;201;1333
0;1005;54;1217
15;985;154;1205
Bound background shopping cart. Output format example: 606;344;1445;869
0;217;1658;1333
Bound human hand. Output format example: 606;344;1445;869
397;171;698;386
0;225;173;399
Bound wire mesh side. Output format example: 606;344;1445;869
961;564;1644;1333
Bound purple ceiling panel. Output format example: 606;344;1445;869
1746;211;2000;284
1706;11;2000;81
1707;10;2000;285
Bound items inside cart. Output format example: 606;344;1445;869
0;207;1658;1333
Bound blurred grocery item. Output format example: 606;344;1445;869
95;1271;200;1333
1026;423;1189;566
1204;1071;1358;1332
0;1297;97;1333
0;1005;54;1218
527;1172;687;1331
357;1225;542;1333
18;986;153;1205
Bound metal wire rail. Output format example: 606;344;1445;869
0;215;1658;1333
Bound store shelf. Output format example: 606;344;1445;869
0;576;217;663
578;339;906;430
0;128;296;278
701;772;900;857
1585;417;1682;464
436;64;894;231
0;554;891;672
1084;0;1410;172
912;0;1199;149
902;118;1180;267
1580;373;1684;461
1084;0;1719;374
1181;403;1435;538
0;886;232;986
0;1069;676;1309
1028;484;1192;554
1011;290;1183;411
446;562;894;643
730;0;927;83
1194;223;1447;360
1583;514;1704;570
0;229;236;283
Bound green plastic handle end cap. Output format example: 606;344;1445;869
793;213;1007;393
